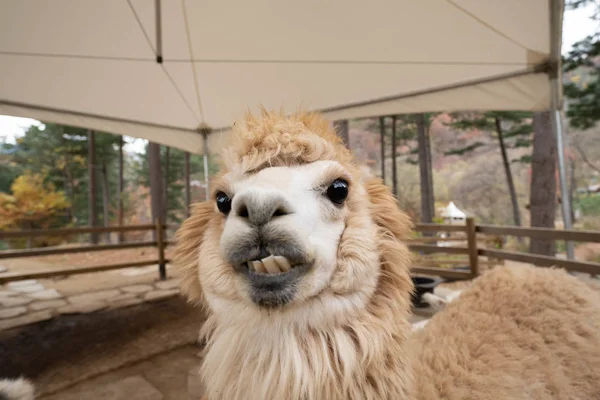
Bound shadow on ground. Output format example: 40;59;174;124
0;296;204;397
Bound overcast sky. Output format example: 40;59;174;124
1;4;598;154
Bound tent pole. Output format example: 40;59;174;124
203;132;210;201
391;116;398;197
155;0;163;63
552;108;575;259
379;117;386;184
548;0;573;259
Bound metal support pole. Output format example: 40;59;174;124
552;109;575;259
379;117;386;183
155;0;163;63
391;116;398;197
548;0;573;259
202;132;210;201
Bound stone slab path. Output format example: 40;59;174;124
49;375;164;400
0;278;181;331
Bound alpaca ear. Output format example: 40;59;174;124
173;201;215;306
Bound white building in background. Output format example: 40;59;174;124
441;202;467;225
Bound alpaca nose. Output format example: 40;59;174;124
233;190;293;226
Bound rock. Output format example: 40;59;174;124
11;284;45;293
54;375;163;400
27;289;62;300
0;310;52;331
0;306;27;319
0;296;33;307
58;302;106;315
68;289;120;304
121;284;153;294
144;289;180;302
7;279;38;288
108;293;137;302
0;290;18;298
109;298;143;310
155;279;180;290
29;299;67;311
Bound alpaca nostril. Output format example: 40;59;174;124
272;207;288;218
238;205;249;219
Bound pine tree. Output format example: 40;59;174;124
563;0;600;130
446;111;533;226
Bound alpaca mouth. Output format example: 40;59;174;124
242;254;295;274
235;252;311;307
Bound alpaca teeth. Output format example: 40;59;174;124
273;256;291;272
252;260;267;273
261;255;281;274
246;261;254;271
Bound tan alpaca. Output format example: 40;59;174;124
174;109;600;400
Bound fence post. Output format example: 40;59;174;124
466;217;479;276
156;218;166;280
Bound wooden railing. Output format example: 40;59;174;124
409;220;476;280
2;218;600;285
409;218;600;280
0;221;170;284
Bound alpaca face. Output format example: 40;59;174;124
217;160;352;307
201;157;384;320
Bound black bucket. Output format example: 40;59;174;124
411;275;443;308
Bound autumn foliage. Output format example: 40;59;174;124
0;171;70;232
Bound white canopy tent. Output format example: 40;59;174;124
441;202;467;222
0;0;573;254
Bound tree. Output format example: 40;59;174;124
88;130;98;243
0;172;70;247
416;113;435;223
564;0;600;130
529;111;558;256
136;143;220;224
368;113;439;221
117;136;125;242
446;111;533;226
4;124;87;222
2;124;122;230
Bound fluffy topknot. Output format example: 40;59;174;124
221;107;354;175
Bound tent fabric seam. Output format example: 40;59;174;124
125;0;201;124
0;52;542;67
180;0;205;122
444;0;541;54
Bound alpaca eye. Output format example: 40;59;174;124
216;191;232;214
326;179;349;205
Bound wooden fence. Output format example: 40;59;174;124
0;221;169;284
1;218;600;284
409;218;600;280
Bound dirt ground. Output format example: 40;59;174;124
0;296;205;398
40;346;201;400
